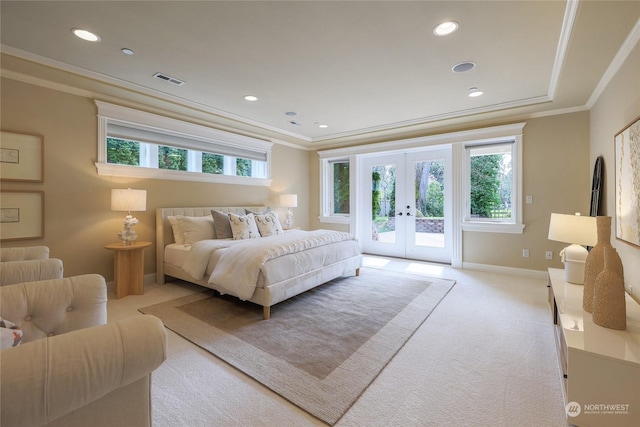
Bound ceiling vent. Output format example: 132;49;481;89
153;72;186;86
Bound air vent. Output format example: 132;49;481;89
153;72;186;86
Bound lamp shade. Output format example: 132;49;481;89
548;213;597;246
280;194;298;208
111;189;147;212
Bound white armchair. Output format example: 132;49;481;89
0;275;167;427
0;246;63;286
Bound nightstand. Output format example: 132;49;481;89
105;241;151;298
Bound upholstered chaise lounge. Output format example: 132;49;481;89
0;275;168;427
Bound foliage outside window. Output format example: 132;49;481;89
318;158;351;224
466;143;516;224
105;138;265;178
107;138;139;166
332;161;350;215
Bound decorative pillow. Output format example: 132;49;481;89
0;318;23;350
255;212;284;237
178;215;215;246
168;215;185;244
212;210;234;239
228;213;261;240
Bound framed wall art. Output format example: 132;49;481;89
614;115;640;248
0;191;44;241
0;131;44;182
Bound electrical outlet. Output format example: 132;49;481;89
546;250;553;260
526;195;533;204
522;249;530;258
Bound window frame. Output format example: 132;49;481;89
95;101;273;186
460;135;524;234
318;156;353;224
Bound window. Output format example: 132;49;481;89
332;161;350;215
95;101;272;186
319;157;352;224
462;137;524;234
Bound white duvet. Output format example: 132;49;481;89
182;229;358;300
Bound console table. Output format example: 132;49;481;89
547;268;640;426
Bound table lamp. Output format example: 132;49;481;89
548;213;597;284
111;188;147;245
279;194;298;229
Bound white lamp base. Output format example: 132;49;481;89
118;215;139;245
284;208;294;230
562;243;589;285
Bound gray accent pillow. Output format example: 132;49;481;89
245;207;272;216
211;210;233;239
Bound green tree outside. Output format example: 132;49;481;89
425;181;444;217
203;153;223;174
470;154;502;217
159;146;187;170
107;138;139;165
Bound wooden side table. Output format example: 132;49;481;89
105;241;151;298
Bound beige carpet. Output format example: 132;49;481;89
140;268;455;425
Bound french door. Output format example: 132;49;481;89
359;148;452;263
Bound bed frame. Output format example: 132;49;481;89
156;207;362;319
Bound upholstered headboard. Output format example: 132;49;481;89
155;206;266;283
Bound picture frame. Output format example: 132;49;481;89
0;131;44;182
0;191;44;241
614;114;640;248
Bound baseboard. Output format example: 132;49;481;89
462;262;548;280
144;272;157;285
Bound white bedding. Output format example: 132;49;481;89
164;243;191;267
178;229;359;300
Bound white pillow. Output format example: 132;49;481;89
168;215;185;244
255;212;284;237
228;213;261;240
178;215;215;246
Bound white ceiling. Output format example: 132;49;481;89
1;1;639;149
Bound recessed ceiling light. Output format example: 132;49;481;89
468;87;484;97
244;95;258;101
121;48;134;55
433;21;459;36
285;111;297;117
72;28;100;42
317;123;328;129
452;62;476;73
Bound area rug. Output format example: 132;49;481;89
139;267;455;425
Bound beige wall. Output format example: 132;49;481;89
590;40;640;301
0;78;310;280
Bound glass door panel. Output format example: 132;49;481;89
413;159;445;248
360;148;451;264
361;154;405;258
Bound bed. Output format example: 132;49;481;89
156;207;362;319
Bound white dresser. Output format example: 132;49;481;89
547;268;640;426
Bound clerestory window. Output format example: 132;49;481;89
95;101;272;186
